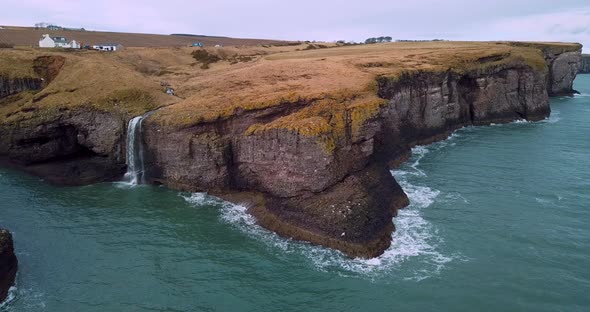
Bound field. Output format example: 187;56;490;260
0;26;284;47
0;40;582;133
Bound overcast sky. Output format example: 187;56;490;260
2;0;589;51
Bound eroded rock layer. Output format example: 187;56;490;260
580;54;590;74
0;110;127;185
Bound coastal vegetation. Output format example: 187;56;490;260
1;41;574;130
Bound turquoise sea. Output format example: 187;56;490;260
1;76;589;311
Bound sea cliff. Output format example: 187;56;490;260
580;54;590;74
0;42;582;258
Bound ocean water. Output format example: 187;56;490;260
1;76;590;311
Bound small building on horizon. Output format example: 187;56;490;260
39;34;80;49
92;43;124;52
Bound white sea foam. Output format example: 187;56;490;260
180;193;222;207
0;286;17;310
0;274;46;311
543;110;561;124
112;181;138;189
180;144;456;280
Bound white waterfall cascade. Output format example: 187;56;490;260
124;115;148;185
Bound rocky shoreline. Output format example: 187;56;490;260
0;42;582;258
0;229;17;303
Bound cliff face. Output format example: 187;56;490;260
141;62;553;258
0;76;43;99
579;54;590;74
542;49;582;95
0;110;127;185
0;43;583;259
0;229;17;303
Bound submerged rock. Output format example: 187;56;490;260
0;229;17;303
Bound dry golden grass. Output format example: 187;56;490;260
0;49;38;77
152;41;554;127
0;48;177;126
0;40;581;135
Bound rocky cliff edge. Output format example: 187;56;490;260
0;41;582;258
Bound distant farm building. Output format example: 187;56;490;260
39;34;80;48
92;43;124;51
191;42;204;47
47;25;62;31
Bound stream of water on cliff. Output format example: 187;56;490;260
124;115;147;185
1;76;589;311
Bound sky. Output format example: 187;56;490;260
2;0;589;51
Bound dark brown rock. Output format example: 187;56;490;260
251;164;409;258
0;76;43;99
32;55;65;84
579;54;590;74
0;229;17;303
0;110;127;184
375;66;549;165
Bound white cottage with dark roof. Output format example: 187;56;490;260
39;34;80;49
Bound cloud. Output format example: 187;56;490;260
473;8;590;51
1;0;588;51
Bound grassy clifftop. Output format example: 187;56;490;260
0;41;581;132
0;48;176;127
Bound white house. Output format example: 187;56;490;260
92;43;123;52
38;34;80;49
69;40;81;49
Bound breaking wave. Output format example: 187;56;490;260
182;144;459;280
0;286;17;310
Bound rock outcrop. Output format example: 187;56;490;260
142;60;555;258
546;51;581;95
508;42;582;95
0;42;583;258
0;76;43;99
540;46;582;95
579;54;590;74
0;56;64;99
0;229;17;303
0;110;127;185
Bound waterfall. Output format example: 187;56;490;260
124;116;147;185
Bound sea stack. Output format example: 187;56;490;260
0;229;17;303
